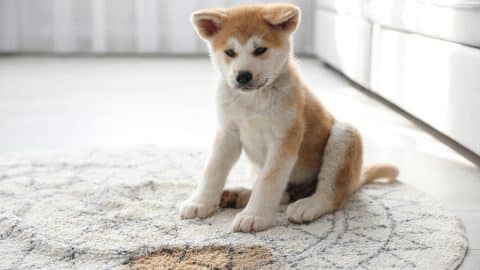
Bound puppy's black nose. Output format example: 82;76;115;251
236;70;253;85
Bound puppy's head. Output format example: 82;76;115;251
192;4;300;91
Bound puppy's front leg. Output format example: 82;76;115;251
231;128;302;232
180;127;241;219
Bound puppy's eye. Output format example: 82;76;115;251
224;49;236;58
253;47;268;56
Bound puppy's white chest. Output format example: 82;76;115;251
218;82;295;168
237;116;271;166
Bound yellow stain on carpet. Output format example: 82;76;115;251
128;245;275;270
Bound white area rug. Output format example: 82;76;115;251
0;147;467;269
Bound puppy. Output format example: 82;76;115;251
180;3;398;233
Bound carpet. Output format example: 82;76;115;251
0;147;467;269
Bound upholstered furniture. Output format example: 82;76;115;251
315;0;480;155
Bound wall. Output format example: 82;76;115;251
0;0;315;54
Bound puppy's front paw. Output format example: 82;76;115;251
179;199;217;219
230;210;274;233
287;197;330;224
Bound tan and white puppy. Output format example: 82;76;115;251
180;3;398;233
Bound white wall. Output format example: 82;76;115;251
0;0;315;54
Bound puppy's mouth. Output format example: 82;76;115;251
236;78;268;92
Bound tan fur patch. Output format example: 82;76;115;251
211;5;294;51
282;114;304;157
263;111;304;184
295;90;334;174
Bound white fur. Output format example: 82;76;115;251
179;33;357;231
179;33;356;232
220;68;299;232
182;6;388;233
180;36;299;232
287;121;354;223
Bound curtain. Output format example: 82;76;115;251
0;0;315;54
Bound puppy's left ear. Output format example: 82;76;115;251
263;4;301;33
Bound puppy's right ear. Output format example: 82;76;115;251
191;8;227;40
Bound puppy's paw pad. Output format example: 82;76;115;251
287;198;325;224
179;200;217;219
230;211;273;233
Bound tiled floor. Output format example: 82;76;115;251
0;56;479;269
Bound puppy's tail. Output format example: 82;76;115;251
360;164;399;185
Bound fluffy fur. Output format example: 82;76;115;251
180;3;398;232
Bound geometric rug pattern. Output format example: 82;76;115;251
0;147;467;269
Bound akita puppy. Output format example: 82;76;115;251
180;3;398;232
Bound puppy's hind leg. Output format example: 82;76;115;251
221;164;289;209
287;121;363;224
220;187;251;209
220;164;256;209
220;187;290;209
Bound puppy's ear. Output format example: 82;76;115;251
263;4;300;33
191;8;227;40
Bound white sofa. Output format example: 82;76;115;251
314;0;480;156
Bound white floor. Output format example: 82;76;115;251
0;56;479;269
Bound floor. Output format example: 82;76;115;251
0;56;479;269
